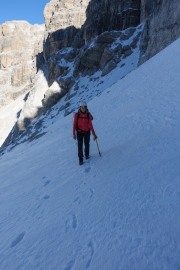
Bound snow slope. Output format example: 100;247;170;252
0;38;180;270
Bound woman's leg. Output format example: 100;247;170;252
84;131;90;158
77;132;83;163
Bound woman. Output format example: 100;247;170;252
73;102;97;165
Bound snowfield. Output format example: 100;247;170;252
0;38;180;270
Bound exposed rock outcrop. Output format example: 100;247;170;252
0;21;45;105
0;21;45;145
43;0;141;60
82;0;141;43
44;0;141;80
44;0;90;33
43;0;90;59
42;81;66;110
139;0;180;63
74;28;139;76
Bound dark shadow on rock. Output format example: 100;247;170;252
17;110;22;118
44;26;84;61
35;25;84;87
42;91;66;110
82;0;141;43
23;92;30;102
36;52;45;72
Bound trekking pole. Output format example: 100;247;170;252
95;138;101;157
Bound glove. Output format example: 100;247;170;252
93;135;97;141
73;134;76;140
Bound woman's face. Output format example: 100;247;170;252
80;106;86;112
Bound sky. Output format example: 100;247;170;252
0;26;180;269
0;0;50;25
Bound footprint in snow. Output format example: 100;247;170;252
73;197;81;205
43;195;50;200
89;188;94;199
64;259;75;270
84;167;91;173
11;232;25;248
44;180;51;187
86;241;94;269
65;214;77;232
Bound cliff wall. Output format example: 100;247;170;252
140;0;180;63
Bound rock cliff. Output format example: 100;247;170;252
0;21;45;145
43;0;142;83
0;21;44;106
43;0;90;59
82;0;141;43
139;0;180;63
43;0;141;59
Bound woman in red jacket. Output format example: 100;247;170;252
73;102;97;165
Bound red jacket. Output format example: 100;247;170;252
73;111;96;136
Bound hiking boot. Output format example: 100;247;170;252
79;160;83;165
85;156;89;160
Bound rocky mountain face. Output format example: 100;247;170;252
43;0;142;99
44;0;90;33
82;0;141;43
0;21;45;145
0;0;180;149
43;0;90;59
43;0;141;59
0;21;44;106
139;0;180;63
42;0;180;93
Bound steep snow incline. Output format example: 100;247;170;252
0;38;180;270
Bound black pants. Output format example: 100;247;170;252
77;131;90;162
